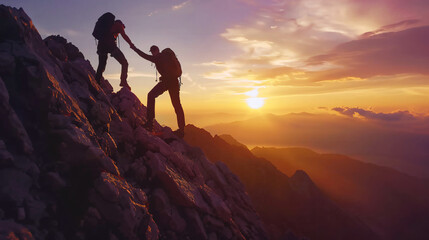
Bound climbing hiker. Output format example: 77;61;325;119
93;12;134;90
131;45;185;138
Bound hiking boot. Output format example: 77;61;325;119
173;128;185;138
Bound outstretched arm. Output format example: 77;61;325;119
119;28;134;48
131;46;156;63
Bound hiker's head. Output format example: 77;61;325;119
115;20;125;28
150;45;160;55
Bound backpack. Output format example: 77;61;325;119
159;48;182;79
92;12;115;40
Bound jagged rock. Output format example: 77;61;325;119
281;231;302;240
89;172;157;240
44;35;85;62
146;151;211;212
0;5;268;240
43;172;66;192
89;102;112;127
0;140;14;166
13;156;39;180
98;131;117;157
128;157;148;184
0;168;32;206
0;220;34;240
45;35;68;61
151;188;187;232
24;196;46;223
82;206;101;227
208;232;218;240
64;42;84;61
200;185;232;222
185;208;208;240
204;215;225;230
0;76;34;155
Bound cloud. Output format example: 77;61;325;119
200;0;429;100
172;1;190;10
307;26;429;81
182;73;206;90
63;29;80;37
332;107;416;121
201;61;226;67
147;10;159;17
360;19;421;38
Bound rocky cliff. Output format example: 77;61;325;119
0;5;267;240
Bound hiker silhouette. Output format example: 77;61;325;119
93;13;134;90
131;45;185;138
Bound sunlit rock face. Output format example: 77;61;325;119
0;5;267;240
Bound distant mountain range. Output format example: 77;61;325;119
205;112;429;178
252;147;429;240
185;125;378;240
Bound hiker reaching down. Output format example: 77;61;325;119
93;12;134;90
131;45;185;138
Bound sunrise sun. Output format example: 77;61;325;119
246;97;264;109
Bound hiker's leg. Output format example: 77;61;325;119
111;48;128;85
147;82;167;124
95;52;108;83
168;84;185;130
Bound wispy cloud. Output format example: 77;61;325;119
329;107;429;137
63;29;80;37
147;10;159;17
307;26;429;81
204;0;429;95
332;107;416;121
182;73;206;90
172;1;190;11
360;19;421;38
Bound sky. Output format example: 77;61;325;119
3;0;429;127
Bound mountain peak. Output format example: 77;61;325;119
218;134;248;149
290;170;320;197
0;5;267;239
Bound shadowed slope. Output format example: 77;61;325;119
185;125;379;240
252;147;429;240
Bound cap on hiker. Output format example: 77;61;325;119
150;45;159;53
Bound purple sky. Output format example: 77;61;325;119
3;0;429;127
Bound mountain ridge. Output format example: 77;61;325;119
0;5;267;239
205;112;429;178
252;146;429;240
184;124;378;240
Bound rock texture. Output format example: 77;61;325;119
0;5;267;240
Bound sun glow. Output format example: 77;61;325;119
246;97;265;109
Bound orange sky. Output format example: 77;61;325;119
4;0;429;127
